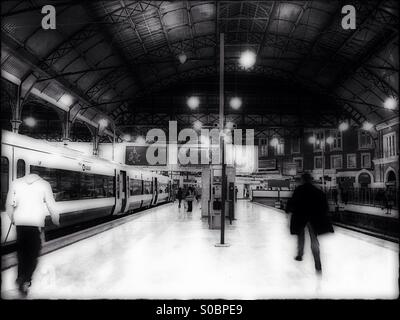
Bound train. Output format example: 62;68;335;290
1;130;172;246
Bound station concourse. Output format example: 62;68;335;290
0;0;399;301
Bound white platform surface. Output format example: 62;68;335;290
1;201;398;299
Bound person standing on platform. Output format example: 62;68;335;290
177;187;183;209
332;188;338;206
286;173;333;274
185;187;194;212
5;173;60;297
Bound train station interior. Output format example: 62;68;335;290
0;0;399;301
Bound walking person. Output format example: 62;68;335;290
5;173;60;297
185;187;194;212
286;173;333;274
177;187;183;209
332;188;338;206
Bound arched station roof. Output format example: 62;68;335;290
1;0;398;136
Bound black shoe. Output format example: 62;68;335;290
315;264;322;274
18;282;30;297
294;255;303;261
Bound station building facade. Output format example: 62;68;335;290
257;117;398;191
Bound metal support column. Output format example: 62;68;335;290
216;33;229;247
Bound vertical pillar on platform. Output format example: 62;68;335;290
92;130;100;156
11;86;23;133
62;111;72;146
215;32;229;247
89;124;101;157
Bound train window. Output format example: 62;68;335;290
94;175;107;198
80;173;95;199
94;175;115;198
130;179;142;196
143;180;152;194
1;157;9;211
30;165;115;201
107;175;115;197
30;165;60;197
58;170;80;200
17;159;26;178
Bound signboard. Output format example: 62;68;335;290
283;162;297;176
125;146;167;166
258;159;276;171
268;179;290;188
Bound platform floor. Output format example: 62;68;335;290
1;201;398;299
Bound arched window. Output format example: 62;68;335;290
386;170;396;188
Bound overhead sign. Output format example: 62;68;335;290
125;146;167;166
283;162;297;176
258;159;276;171
268;179;290;188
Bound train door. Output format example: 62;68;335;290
153;177;158;205
120;170;128;212
112;169;122;215
168;180;172;201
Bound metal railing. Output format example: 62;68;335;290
327;187;398;209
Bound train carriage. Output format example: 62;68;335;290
0;130;171;246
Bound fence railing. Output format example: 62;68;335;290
327;188;398;209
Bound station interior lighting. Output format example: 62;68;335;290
187;96;200;110
326;136;334;145
98;118;109;128
135;136;146;144
200;135;210;147
383;96;398;110
308;136;316;144
178;52;187;64
270;137;279;147
229;97;242;110
362;121;374;131
122;134;131;142
193;120;202;130
239;50;256;69
23;117;37;127
225;121;235;129
59;93;74;107
223;131;232;144
339;121;349;131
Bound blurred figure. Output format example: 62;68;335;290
332;188;338;205
384;187;393;214
177;187;183;208
235;186;238;202
286;173;333;274
5;173;60;297
341;188;349;205
185;187;194;212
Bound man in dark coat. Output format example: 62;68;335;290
177;187;183;208
286;173;333;274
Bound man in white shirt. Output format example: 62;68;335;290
6;173;60;297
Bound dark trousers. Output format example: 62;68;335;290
178;199;182;208
187;201;193;212
297;223;321;270
16;226;42;284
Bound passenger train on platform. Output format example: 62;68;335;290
0;130;172;246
